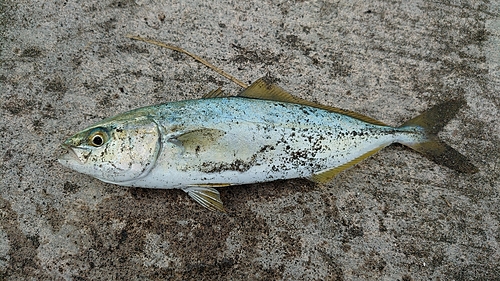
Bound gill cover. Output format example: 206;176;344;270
59;117;161;184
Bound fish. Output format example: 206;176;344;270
59;78;478;211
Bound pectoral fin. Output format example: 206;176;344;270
183;186;226;212
167;128;226;154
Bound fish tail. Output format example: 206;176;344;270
397;99;478;173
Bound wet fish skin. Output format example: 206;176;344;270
59;78;477;211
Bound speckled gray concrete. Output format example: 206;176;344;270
1;0;499;280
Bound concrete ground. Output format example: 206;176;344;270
1;0;499;280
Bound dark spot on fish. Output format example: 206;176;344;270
300;107;311;115
200;156;259;173
290;149;309;161
258;145;275;153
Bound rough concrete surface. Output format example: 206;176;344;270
1;0;499;280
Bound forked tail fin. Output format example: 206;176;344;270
398;99;478;173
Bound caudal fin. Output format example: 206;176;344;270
399;99;478;173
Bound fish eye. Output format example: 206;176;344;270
88;128;108;147
91;134;104;146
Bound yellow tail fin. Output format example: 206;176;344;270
399;99;478;173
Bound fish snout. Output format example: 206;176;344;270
59;142;91;165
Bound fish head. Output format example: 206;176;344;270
59;115;160;185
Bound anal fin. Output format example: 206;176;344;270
183;186;226;212
309;147;384;184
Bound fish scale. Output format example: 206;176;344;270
59;78;477;212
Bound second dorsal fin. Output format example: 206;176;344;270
239;78;388;126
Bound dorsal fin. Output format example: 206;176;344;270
202;87;226;98
239;78;387;126
239;78;299;103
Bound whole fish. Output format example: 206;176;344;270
59;78;477;211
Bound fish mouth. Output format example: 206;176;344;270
59;143;88;165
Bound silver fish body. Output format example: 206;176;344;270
59;78;477;211
103;98;414;186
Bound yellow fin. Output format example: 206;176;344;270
183;186;226;212
240;78;387;126
202;87;227;98
398;99;478;173
239;77;299;103
309;147;384;184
